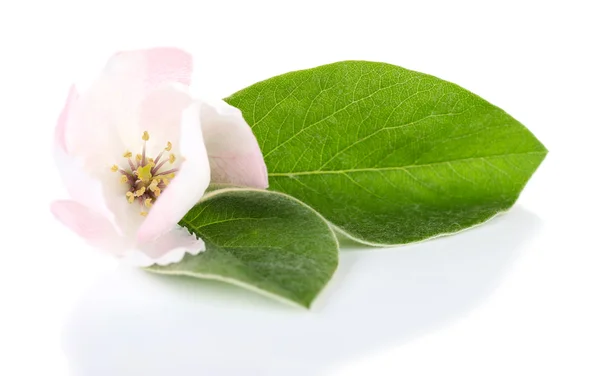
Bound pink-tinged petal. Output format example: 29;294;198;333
137;104;211;244
53;84;107;215
200;99;268;189
55;85;78;153
57;114;144;238
126;226;205;267
106;47;192;90
54;144;116;222
144;47;193;87
63;78;130;166
51;200;125;255
97;168;146;238
137;84;192;156
65;48;193;162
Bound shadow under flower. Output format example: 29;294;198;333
62;206;541;376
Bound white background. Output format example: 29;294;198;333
1;0;599;375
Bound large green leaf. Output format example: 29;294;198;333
147;188;338;308
225;61;547;245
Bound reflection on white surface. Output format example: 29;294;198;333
62;207;540;376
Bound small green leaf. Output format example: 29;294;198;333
225;61;547;245
146;188;339;308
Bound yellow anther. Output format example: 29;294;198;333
169;154;176;164
142;131;150;141
152;187;161;196
126;191;135;204
165;141;172;151
136;154;142;162
120;175;128;183
148;179;159;191
140;211;148;217
111;165;119;172
144;198;153;208
134;187;146;197
149;158;154;164
167;173;175;179
123;151;132;158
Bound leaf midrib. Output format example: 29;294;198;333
268;150;546;177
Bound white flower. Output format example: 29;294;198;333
51;48;268;266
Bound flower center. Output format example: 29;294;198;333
111;131;179;216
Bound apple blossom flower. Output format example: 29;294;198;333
51;48;268;266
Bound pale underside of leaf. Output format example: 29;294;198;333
146;188;339;308
225;61;547;245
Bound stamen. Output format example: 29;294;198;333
148;179;159;191
151;151;164;175
116;133;178;211
159;169;178;177
154;151;164;164
141;131;150;166
134;186;146;197
152;160;168;174
125;191;135;203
